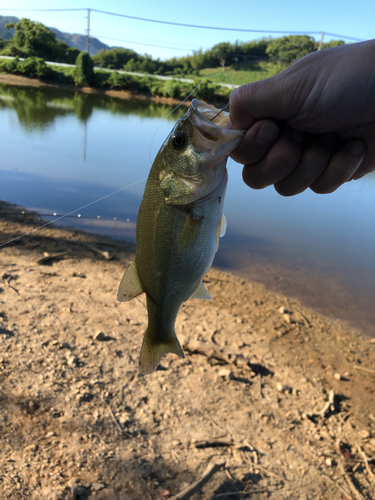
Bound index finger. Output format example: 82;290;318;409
230;120;279;166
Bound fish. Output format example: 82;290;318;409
117;98;245;374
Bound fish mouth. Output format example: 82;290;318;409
189;99;245;157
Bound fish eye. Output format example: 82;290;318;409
172;132;186;149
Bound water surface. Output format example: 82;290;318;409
0;84;374;337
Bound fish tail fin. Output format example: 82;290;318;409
139;328;184;374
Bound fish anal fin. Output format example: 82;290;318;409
139;329;184;374
190;281;212;300
117;257;144;302
215;214;227;252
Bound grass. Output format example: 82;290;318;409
196;61;287;86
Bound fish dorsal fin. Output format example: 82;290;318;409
215;214;227;252
139;329;185;374
117;257;144;302
190;281;212;300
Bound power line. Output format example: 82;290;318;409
93;35;195;52
0;7;364;42
91;29;207;49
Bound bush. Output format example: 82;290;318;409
5;56;19;73
107;71;135;89
161;79;181;98
74;52;94;87
92;70;110;88
17;57;51;78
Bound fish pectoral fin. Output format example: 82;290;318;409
190;281;212;300
215;214;227;252
139;329;185;374
179;213;204;249
117;257;144;302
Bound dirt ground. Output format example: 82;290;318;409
0;202;374;500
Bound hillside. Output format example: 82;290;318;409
0;15;110;55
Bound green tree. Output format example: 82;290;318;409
321;40;345;50
4;18;56;58
74;51;94;87
2;18;80;63
266;35;316;64
209;42;233;70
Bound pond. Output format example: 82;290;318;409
0;83;374;337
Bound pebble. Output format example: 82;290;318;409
218;368;233;379
45;431;56;438
67;355;77;366
278;306;288;314
359;430;370;439
95;331;106;341
283;313;295;324
276;382;290;393
370;338;375;344
92;482;105;491
334;373;341;381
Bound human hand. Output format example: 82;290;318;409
229;40;375;195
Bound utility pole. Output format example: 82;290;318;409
318;32;325;50
86;8;91;55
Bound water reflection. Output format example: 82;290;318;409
0;84;182;131
0;83;374;338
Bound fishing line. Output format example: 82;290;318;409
210;102;230;122
0;212;130;221
3;75;233;249
149;72;234;165
0;178;146;249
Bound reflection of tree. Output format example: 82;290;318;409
0;83;183;133
0;85;70;131
73;93;93;122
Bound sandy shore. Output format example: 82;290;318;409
1;202;374;500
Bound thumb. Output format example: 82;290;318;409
229;73;296;130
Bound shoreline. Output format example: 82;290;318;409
0;73;191;106
1;201;375;499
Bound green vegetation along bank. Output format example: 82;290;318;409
0;17;347;99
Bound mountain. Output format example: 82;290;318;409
0;16;18;41
0;15;110;55
49;27;110;55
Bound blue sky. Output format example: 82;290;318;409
1;0;374;60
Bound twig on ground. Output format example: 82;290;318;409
169;460;225;500
171;449;180;464
6;281;19;295
36;252;67;265
183;339;251;370
339;464;366;500
214;487;283;498
320;473;352;499
309;389;335;417
194;438;234;449
357;444;374;480
107;404;132;438
83;243;112;260
241;450;285;482
354;365;375;375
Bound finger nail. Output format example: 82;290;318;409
256;123;278;146
349;140;365;156
291;129;305;144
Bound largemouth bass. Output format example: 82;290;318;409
118;99;245;373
